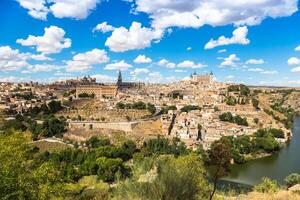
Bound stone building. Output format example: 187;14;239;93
190;71;214;85
117;70;144;90
76;85;117;99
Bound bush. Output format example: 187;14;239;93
284;173;300;187
180;105;200;113
115;155;210;200
254;177;279;193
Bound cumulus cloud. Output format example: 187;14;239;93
157;59;175;68
105;22;163;52
66;49;109;72
261;70;278;74
248;68;264;72
0;46;29;71
245;59;265;65
177;60;206;69
291;66;300;72
218;49;227;53
205;26;250;49
31;54;52;61
295;45;300;51
0;76;30;83
16;0;100;20
91;74;116;83
134;55;152;63
16;0;49;20
17;26;71;54
248;67;278;74
220;54;240;67
93;22;115;33
175;69;187;73
287;57;300;65
186;47;192;51
104;60;132;71
146;71;163;83
22;64;61;73
132;0;298;30
130;68;150;76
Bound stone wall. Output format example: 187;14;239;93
68;121;139;132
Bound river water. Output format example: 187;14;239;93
223;117;300;186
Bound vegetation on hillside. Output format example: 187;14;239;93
219;112;248;126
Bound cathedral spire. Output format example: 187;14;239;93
117;70;122;86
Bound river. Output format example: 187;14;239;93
223;117;300;186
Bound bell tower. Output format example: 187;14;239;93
117;70;122;86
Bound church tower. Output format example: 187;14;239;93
117;70;122;86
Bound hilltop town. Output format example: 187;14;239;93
0;71;297;151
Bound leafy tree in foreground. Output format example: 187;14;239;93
208;140;232;200
115;154;210;200
0;132;60;199
284;173;300;188
254;177;279;193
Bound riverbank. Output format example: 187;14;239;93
223;117;300;186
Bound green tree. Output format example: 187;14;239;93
42;117;65;137
208;140;232;200
147;103;156;114
284;173;300;187
254;177;279;193
48;100;62;114
86;136;110;148
0;132;60;199
252;98;259;108
115;154;210;200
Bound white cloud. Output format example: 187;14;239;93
295;45;300;51
93;22;115;33
288;57;300;65
91;74;116;83
261;70;278;74
291;66;300;72
104;60;132;71
49;0;100;19
226;75;234;79
177;60;206;69
247;67;278;74
16;0;49;20
245;59;265;65
133;0;298;30
17;0;100;20
130;68;150;76
134;55;152;63
218;49;227;53
22;64;61;73
54;71;73;76
220;54;240;67
31;54;52;61
17;26;71;54
205;26;250;49
105;22;163;52
0;76;30;83
186;47;192;51
175;69;187;73
146;71;163;83
66;49;109;72
248;68;264;72
157;59;175;68
0;46;29;71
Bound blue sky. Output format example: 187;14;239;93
1;0;300;86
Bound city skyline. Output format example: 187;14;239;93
1;0;300;86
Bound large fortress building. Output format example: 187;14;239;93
190;71;214;85
75;71;143;99
75;85;117;99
